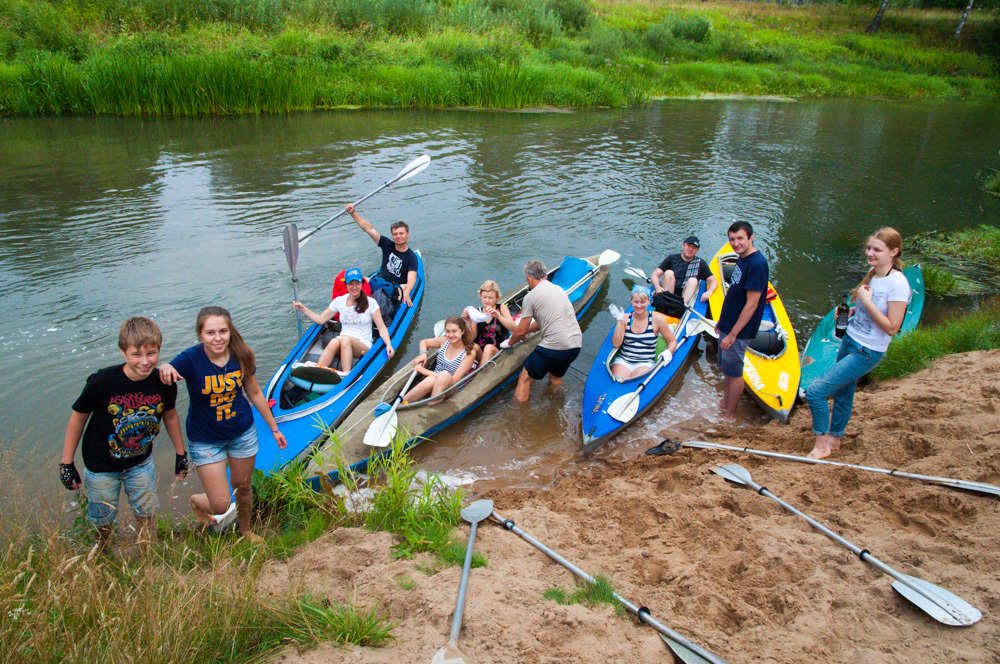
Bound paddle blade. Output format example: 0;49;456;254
282;224;300;272
684;317;718;339
461;499;494;523
597;249;621;266
623;266;649;282
363;411;398;448
391;154;431;184
711;464;753;486
433;319;446;337
891;574;982;626
606;391;640;423
659;634;724;664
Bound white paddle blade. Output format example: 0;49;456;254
392;154;431;184
623;266;648;282
431;640;469;664
282;224;300;270
711;464;753;486
685;317;718;339
607;391;640;423
433;319;446;337
891;574;982;626
597;249;621;266
364;411;398;448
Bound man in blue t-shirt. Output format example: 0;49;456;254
715;220;769;421
346;203;417;308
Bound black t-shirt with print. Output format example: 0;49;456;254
377;235;418;285
72;364;177;473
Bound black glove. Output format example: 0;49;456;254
60;462;81;490
175;453;189;477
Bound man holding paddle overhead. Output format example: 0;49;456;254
346;203;417;311
716;221;768;421
651;235;717;307
505;260;583;402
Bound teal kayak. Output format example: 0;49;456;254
799;265;924;396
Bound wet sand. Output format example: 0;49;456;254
264;349;1000;663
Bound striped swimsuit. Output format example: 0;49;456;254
617;312;657;366
435;341;467;375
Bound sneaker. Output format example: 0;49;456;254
646;439;682;456
210;502;237;534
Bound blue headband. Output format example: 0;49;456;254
631;284;652;298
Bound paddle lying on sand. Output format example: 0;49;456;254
623;267;718;334
491;509;733;664
670;440;1000;498
298;154;431;247
363;369;421;448
282;223;303;336
712;464;982;627
431;499;493;664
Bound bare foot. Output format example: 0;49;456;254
239;531;264;544
717;401;728;412
828;436;842;453
807;443;831;460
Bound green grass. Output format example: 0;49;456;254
872;305;1000;380
921;264;961;299
983;168;1000;197
910;225;1000;268
0;0;998;115
542;574;626;615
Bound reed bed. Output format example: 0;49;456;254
1;0;997;115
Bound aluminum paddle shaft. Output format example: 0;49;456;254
682;440;1000;498
491;510;732;664
712;464;982;627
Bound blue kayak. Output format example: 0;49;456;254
799;265;924;397
581;282;708;456
253;251;425;474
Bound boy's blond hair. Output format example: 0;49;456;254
118;317;162;351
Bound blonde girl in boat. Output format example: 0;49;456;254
611;286;679;379
403;316;477;402
804;228;910;460
462;280;517;364
159;306;287;539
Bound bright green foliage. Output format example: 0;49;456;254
543;574;626;615
872;306;1000;380
921;264;960;298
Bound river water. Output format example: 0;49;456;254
2;100;998;514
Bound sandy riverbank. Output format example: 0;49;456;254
263;349;1000;663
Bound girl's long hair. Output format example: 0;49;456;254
196;306;255;380
351;288;369;314
851;227;904;301
445;315;476;354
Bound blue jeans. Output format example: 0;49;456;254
83;456;158;528
804;334;884;437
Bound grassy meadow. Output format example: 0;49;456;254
0;0;998;115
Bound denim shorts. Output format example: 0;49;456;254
189;425;259;467
523;346;581;380
83;455;158;528
719;337;751;378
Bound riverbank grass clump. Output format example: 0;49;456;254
543;574;626;615
1;0;998;115
872;305;1000;381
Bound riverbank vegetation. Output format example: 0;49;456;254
0;437;471;663
872;303;1000;380
909;224;1000;297
1;0;998;115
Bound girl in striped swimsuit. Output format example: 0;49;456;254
403;316;478;402
611;286;678;379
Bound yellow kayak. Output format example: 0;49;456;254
707;243;800;422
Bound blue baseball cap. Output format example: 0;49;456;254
344;268;364;284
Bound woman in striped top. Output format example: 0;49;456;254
611;286;678;379
403;316;477;402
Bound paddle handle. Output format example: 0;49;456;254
450;520;479;642
492;511;732;664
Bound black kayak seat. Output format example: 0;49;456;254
748;328;785;357
721;261;736;284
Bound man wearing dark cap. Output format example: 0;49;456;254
651;235;717;305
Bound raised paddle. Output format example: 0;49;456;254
363;368;421;448
431;499;494;664
490;509;732;664
282;223;303;336
670;440;1000;498
623;266;718;337
711;464;982;627
299;154;431;247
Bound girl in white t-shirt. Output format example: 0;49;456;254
293;268;394;374
804;228;911;460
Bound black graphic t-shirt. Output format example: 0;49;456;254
377;235;417;285
657;254;712;295
72;364;177;473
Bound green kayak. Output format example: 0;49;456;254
799;265;924;397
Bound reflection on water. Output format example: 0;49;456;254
2;100;998;514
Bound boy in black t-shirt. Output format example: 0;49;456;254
60;317;187;548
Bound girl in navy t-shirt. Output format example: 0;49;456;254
160;306;286;537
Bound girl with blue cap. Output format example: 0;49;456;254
293;267;394;376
